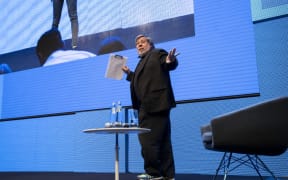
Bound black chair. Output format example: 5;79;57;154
200;96;288;180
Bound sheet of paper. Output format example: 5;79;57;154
105;54;127;80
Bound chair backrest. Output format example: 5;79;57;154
210;96;288;155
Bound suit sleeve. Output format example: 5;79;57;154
126;71;134;82
158;49;178;71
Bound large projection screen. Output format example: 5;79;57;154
0;0;259;120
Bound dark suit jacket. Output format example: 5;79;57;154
127;48;178;113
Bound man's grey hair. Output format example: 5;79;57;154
135;34;155;48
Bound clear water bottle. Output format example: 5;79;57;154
115;101;122;127
109;102;117;127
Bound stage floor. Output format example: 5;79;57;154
0;172;287;180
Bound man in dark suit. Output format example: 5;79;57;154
122;34;178;180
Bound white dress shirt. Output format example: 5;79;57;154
43;50;96;66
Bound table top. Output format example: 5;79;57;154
83;127;150;134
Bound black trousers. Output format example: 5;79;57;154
138;108;175;178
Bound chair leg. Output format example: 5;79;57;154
223;153;233;180
213;152;233;180
213;152;226;180
254;155;278;180
246;155;279;180
247;155;264;180
213;153;279;180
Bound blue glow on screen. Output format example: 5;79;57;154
0;0;259;120
0;0;194;54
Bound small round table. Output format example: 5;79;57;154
83;127;150;180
